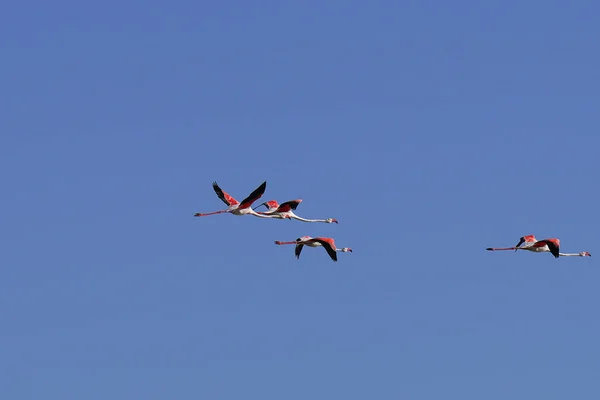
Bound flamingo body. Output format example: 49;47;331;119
275;236;352;262
487;235;591;258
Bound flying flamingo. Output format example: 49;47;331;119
274;236;352;262
486;235;591;258
193;181;277;218
253;199;338;223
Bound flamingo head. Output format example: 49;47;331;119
327;218;338;224
341;247;353;253
580;251;591;257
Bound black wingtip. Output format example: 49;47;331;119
256;181;267;194
552;250;560;258
541;240;560;258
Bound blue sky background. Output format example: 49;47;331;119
1;1;599;399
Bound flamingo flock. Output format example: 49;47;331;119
194;181;352;262
194;180;592;264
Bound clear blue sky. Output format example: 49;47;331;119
1;1;599;399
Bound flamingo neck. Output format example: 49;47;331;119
290;214;329;223
248;210;278;218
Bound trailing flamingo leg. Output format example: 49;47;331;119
194;210;227;217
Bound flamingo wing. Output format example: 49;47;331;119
515;237;526;248
259;200;279;211
276;199;302;213
538;239;560;258
212;182;239;206
515;235;536;251
295;243;304;259
311;238;338;262
239;181;267;209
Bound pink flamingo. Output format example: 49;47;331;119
486;235;591;258
194;181;275;218
274;236;352;262
253;199;338;223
